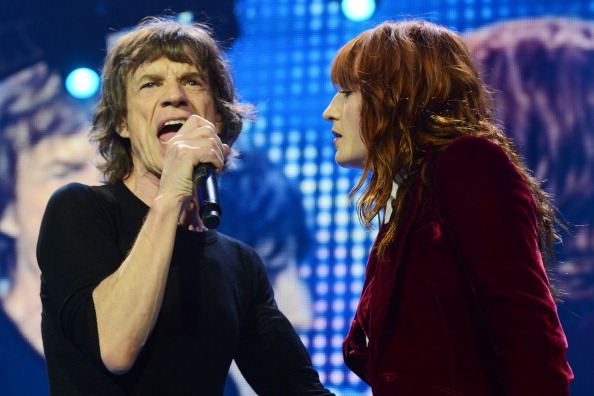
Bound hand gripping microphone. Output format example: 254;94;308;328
192;163;222;229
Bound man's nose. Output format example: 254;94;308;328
161;83;188;107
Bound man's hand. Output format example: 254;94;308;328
158;114;229;206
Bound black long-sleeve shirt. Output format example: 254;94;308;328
37;181;332;396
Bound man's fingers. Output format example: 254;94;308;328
178;114;216;134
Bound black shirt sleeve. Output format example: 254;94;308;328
233;248;334;396
37;182;123;367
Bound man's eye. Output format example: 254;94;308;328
45;163;86;179
141;82;156;89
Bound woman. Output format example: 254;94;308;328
323;20;573;395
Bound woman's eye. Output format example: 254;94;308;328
141;82;155;89
339;90;352;98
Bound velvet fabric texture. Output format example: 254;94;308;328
343;136;573;395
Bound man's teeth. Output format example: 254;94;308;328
159;120;186;142
164;120;186;126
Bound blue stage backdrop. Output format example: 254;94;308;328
228;1;594;395
0;1;593;395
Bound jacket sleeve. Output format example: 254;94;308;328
233;251;335;396
37;183;122;368
433;136;573;395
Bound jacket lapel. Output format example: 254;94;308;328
367;143;433;371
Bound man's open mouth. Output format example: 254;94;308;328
158;119;186;142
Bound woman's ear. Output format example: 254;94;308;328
0;202;20;238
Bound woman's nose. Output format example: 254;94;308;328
323;95;339;121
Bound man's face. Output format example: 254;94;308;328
118;57;218;180
9;132;100;274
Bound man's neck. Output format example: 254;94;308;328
123;173;207;231
123;172;160;206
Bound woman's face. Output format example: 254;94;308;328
323;89;367;169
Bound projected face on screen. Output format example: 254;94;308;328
217;152;314;332
6;132;99;277
0;64;100;357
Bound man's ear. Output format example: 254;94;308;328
116;122;130;138
215;113;223;135
0;202;20;238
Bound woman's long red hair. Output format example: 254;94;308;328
330;20;561;264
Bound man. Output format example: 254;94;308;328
37;17;333;395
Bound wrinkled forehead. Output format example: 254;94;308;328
124;36;212;76
130;57;203;76
125;56;212;91
131;50;207;72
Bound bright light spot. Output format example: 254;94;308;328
65;68;100;99
314;335;327;348
177;11;194;24
313;352;326;366
341;0;376;22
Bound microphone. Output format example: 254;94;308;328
192;163;222;229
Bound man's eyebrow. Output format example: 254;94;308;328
133;72;163;83
133;71;207;82
181;71;208;82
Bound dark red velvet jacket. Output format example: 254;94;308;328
343;137;573;395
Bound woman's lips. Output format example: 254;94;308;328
332;131;342;145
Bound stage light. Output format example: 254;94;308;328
65;67;100;99
178;11;194;24
341;0;376;22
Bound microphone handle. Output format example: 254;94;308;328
192;163;222;229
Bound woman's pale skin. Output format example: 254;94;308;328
323;89;367;169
